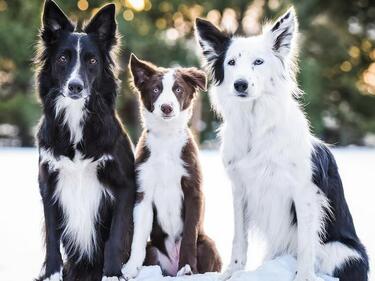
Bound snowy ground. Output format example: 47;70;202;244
0;147;374;281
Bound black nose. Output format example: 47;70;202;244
234;80;248;93
161;104;173;115
68;79;84;96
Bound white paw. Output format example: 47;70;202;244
220;269;235;281
293;273;324;281
121;262;140;280
42;271;63;281
176;264;192;276
102;276;125;281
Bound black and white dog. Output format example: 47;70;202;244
35;1;136;280
195;7;369;281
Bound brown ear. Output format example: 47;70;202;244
129;53;157;89
181;68;207;92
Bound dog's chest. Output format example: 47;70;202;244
40;149;112;259
138;132;188;239
221;121;303;256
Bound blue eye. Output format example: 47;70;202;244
253;59;264;66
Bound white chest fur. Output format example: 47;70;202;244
137;129;188;240
40;149;113;261
220;97;316;258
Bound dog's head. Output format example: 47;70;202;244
195;7;298;101
129;54;206;123
36;0;118;105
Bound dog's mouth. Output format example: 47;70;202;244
235;92;248;98
162;114;175;120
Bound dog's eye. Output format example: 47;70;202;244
57;55;67;65
89;58;97;65
253;58;264;66
175;87;182;94
153;88;159;94
228;59;236;66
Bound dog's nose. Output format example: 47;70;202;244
68;79;84;97
161;104;173;115
234;80;248;93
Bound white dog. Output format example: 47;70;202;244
195;7;368;281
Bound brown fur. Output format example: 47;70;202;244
130;54;222;275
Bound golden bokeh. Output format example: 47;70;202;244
123;9;134;21
77;0;89;11
126;0;145;12
340;61;352;72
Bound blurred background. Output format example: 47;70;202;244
1;0;375;147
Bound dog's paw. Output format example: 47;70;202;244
293;273;324;281
220;269;234;281
102;276;125;281
176;264;193;276
121;262;140;280
39;271;63;281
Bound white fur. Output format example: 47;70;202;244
40;148;113;262
41;267;63;281
123;73;192;279
54;95;86;144
176;264;192;276
317;241;362;275
198;7;361;281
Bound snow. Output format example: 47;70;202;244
0;147;374;281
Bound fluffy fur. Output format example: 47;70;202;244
121;55;222;279
35;1;136;280
195;7;368;281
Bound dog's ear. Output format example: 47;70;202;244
195;18;230;62
267;7;298;58
129;53;157;89
181;68;207;93
195;18;231;84
84;4;117;48
41;0;74;42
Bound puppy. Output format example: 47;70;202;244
195;7;368;281
35;1;136;280
121;54;222;279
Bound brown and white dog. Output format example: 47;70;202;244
121;54;222;279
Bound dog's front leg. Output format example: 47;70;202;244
293;185;323;281
121;192;153;280
37;167;63;281
177;177;202;276
221;182;248;280
101;160;137;281
102;186;135;281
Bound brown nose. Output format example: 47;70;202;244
161;104;173;115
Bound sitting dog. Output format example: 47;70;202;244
121;54;222;279
35;1;136;280
195;7;368;281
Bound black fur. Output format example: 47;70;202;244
312;141;369;280
35;1;136;280
195;18;231;85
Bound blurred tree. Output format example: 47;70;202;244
0;0;374;146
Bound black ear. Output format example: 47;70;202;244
195;18;230;63
41;0;74;42
129;53;157;89
195;18;231;85
84;4;117;48
181;68;207;92
268;7;298;58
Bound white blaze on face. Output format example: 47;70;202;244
62;34;87;98
153;70;181;120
